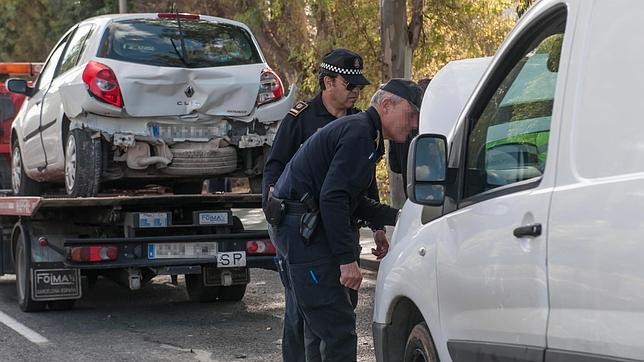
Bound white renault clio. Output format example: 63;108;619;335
6;13;295;196
374;1;644;361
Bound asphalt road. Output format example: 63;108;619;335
0;269;378;362
0;208;380;362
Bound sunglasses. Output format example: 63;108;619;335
338;78;364;92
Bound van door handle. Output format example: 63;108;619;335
513;223;542;238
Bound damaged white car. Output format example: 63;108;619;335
5;12;295;196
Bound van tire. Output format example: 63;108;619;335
14;232;46;312
403;322;438;362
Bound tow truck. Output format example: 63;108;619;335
0;63;42;189
0;191;275;312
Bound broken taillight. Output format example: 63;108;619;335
82;60;123;108
256;68;284;106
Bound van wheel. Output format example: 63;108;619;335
403;322;438;362
11;143;42;196
65;129;102;197
14;233;46;312
185;273;220;302
219;284;247;302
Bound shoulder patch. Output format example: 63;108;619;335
288;101;309;117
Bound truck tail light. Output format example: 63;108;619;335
256;68;284;106
69;245;118;262
82;60;123;108
246;239;276;255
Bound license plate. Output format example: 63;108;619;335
195;211;231;225
217;251;246;268
148;242;217;259
138;212;169;228
31;268;81;301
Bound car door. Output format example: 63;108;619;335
435;4;571;361
19;35;69;171
40;23;95;169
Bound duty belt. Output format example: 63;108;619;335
283;200;307;214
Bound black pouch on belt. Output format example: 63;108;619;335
299;193;320;242
265;194;285;226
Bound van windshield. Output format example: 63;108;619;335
98;19;262;68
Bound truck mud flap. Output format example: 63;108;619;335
203;266;249;287
31;268;82;301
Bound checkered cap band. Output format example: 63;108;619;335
320;62;363;75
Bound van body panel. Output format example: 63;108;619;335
374;57;492;361
547;0;644;359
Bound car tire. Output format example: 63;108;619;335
14;232;46;312
403;322;438;362
65;129;102;197
185;273;220;302
218;284;247;302
248;175;262;194
165;146;237;176
173;182;204;195
11;143;42;196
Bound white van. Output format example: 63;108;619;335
373;1;644;361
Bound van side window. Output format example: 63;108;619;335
463;29;564;199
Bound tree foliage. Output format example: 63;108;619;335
0;0;531;203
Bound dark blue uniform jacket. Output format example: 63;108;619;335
273;107;395;264
262;94;386;230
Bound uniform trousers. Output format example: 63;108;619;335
273;213;358;362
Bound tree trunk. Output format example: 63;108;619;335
380;0;412;208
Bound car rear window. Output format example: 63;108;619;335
0;95;16;122
98;18;262;68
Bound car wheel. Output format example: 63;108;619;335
218;284;247;302
11;143;42;196
173;182;204;195
14;232;46;312
185;273;220;302
248;175;262;194
403;322;438;362
65;129;102;197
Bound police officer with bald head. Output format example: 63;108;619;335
270;79;423;361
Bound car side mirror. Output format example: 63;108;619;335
5;78;33;97
407;134;448;206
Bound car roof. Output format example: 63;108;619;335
80;13;253;32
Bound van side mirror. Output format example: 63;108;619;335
5;78;33;97
407;134;448;206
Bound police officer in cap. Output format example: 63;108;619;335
271;79;423;361
263;49;395;362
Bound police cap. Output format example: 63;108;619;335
319;48;370;86
380;78;424;112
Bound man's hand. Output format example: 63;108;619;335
371;229;389;260
339;261;363;290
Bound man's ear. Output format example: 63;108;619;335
381;97;391;114
324;76;334;89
